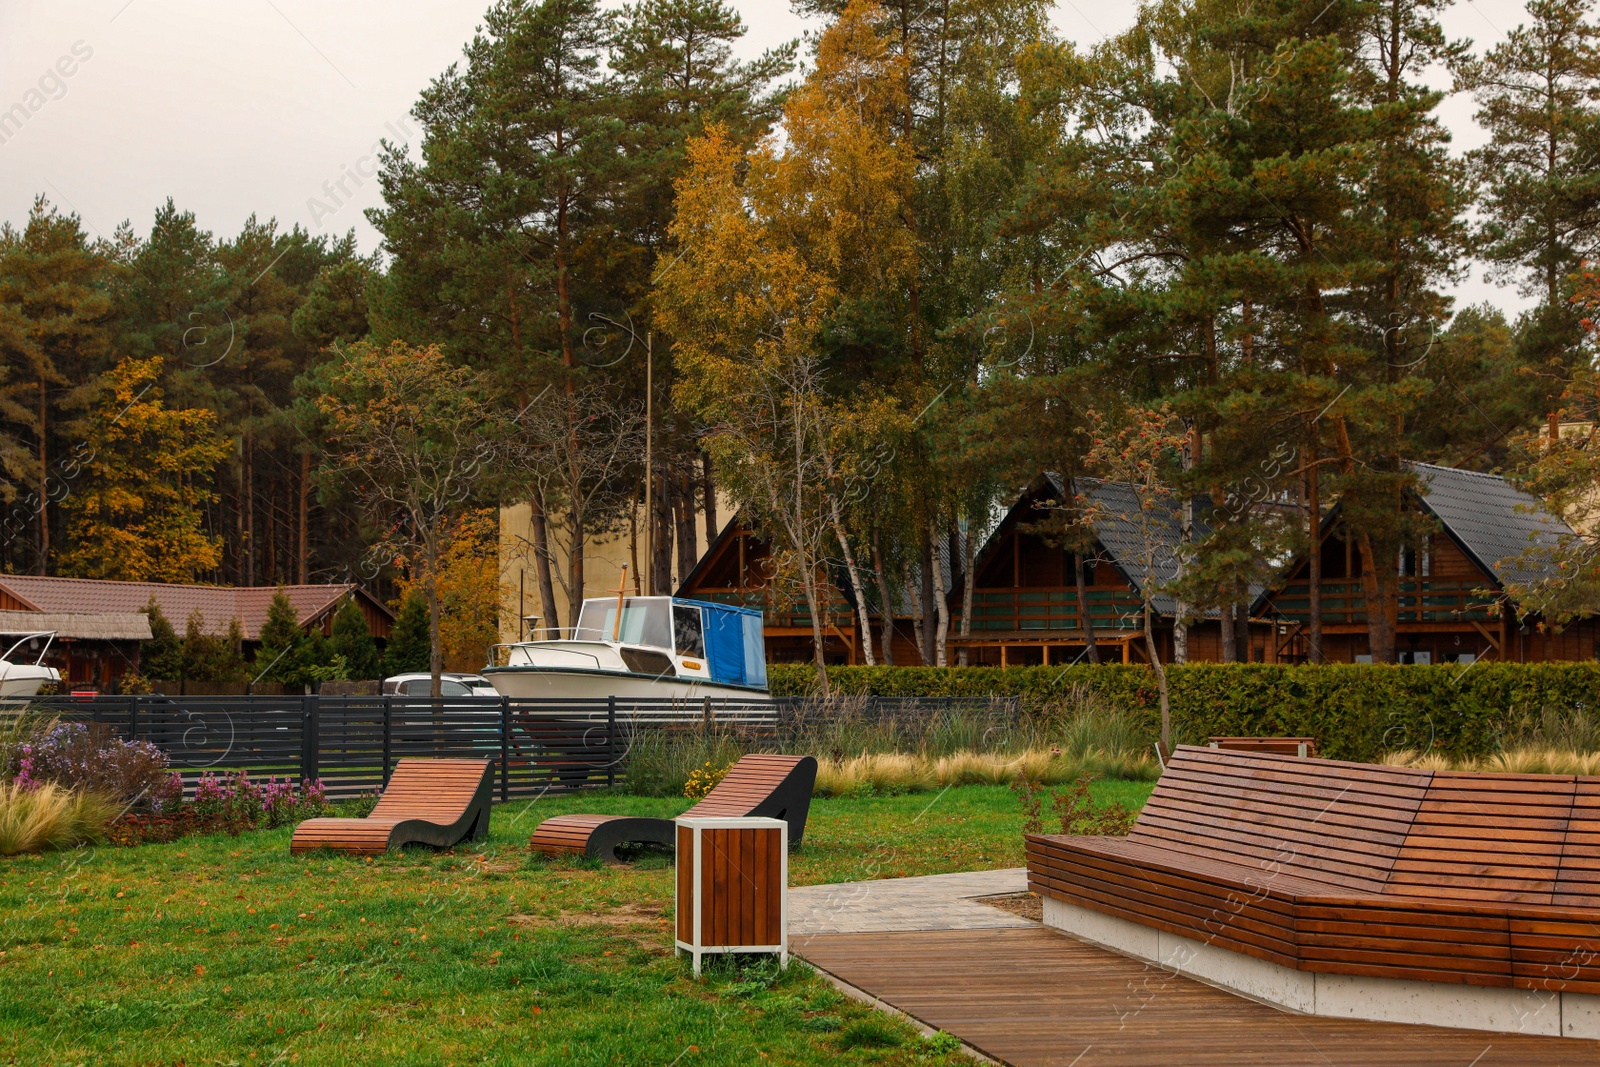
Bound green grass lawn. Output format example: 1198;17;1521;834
0;781;1151;1066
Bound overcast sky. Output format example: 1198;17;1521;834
0;0;1545;315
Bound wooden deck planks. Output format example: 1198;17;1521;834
794;927;1598;1066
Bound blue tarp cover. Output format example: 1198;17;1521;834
676;599;763;688
704;605;746;686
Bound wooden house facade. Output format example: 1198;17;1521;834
676;519;930;665
1254;463;1597;663
952;474;1267;665
677;474;1272;667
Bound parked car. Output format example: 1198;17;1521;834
381;673;499;698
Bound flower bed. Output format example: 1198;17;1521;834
107;771;331;846
2;718;358;853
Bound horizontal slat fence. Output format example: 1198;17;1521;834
16;694;1017;802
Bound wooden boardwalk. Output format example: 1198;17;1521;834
795;927;1600;1066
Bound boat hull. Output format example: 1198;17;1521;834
0;666;59;698
481;666;769;703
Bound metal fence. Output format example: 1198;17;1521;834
19;693;1018;802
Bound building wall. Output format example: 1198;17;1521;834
499;495;731;644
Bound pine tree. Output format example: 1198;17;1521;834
0;198;115;575
383;590;432;676
253;589;308;685
327;595;382;680
1457;0;1600;411
180;611;246;684
138;598;184;681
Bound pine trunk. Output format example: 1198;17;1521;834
675;468;697;587
701;452;718;543
872;529;895;666
530;489;560;634
1075;552;1099;664
36;376;47;574
1307;437;1322;663
298;452;311;584
242;431;255;586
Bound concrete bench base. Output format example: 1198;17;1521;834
1042;896;1600;1040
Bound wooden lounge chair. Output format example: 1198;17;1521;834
529;753;817;863
1027;745;1600;995
290;758;493;856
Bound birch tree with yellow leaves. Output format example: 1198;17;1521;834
658;1;917;684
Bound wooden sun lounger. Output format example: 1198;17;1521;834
290;758;494;856
529;753;817;863
1026;745;1600;994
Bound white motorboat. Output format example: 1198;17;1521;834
0;632;61;698
483;595;769;702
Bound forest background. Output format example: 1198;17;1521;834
5;0;1600;683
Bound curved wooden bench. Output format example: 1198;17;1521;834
1026;746;1600;995
1207;736;1317;757
290;758;493;856
530;753;816;862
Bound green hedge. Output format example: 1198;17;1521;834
766;662;1600;762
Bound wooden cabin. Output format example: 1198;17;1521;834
1255;463;1595;663
678;475;1274;668
952;474;1267;665
676;517;943;665
0;575;394;690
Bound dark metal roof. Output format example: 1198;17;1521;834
1410;462;1573;587
1041;473;1259;618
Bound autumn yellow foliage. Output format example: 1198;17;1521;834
58;357;230;582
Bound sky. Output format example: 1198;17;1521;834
0;0;1549;316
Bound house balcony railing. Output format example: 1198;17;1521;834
1267;579;1501;627
693;587;1151;634
961;588;1149;634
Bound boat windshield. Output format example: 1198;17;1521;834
574;598;672;649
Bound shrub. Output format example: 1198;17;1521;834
626;729;750;797
0;782;116;855
683;761;732;800
10;722;180;812
767;662;1600;764
262;776;328;828
111;773;332;845
1013;774;1136;836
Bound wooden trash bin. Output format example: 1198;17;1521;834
674;815;787;976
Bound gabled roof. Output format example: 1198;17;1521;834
1037;473;1259;618
0;575;387;640
1410;462;1573;587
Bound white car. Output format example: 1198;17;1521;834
381;672;500;698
